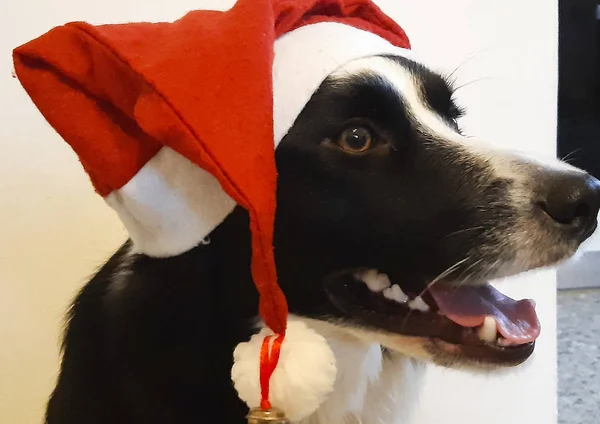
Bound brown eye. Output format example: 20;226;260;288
337;126;374;153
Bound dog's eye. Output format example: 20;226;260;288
337;127;374;153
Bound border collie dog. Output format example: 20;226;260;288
46;55;600;424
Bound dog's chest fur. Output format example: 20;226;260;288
300;323;425;424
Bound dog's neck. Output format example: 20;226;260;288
297;319;426;424
138;208;425;424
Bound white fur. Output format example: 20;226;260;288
231;320;337;423
292;318;425;424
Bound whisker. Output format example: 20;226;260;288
426;258;470;289
400;257;473;333
561;148;582;163
453;76;497;92
446;47;491;81
454;258;484;286
416;257;470;299
443;226;484;239
440;258;487;303
478;258;502;282
398;258;469;332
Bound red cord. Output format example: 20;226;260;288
259;333;285;410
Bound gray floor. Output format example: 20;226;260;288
557;288;600;424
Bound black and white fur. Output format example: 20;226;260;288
46;55;600;424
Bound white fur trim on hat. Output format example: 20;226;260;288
105;147;236;257
106;22;415;258
231;320;337;422
273;21;416;146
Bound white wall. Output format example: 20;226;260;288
0;1;557;423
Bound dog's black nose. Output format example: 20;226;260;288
538;172;600;240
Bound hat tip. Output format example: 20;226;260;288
232;320;337;422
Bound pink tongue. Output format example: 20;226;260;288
427;284;540;344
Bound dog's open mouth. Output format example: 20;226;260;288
324;269;540;365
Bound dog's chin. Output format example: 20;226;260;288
323;269;539;370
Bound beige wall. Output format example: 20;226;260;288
0;44;126;422
0;0;557;423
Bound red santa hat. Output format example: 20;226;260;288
13;0;411;420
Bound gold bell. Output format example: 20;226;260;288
246;407;290;424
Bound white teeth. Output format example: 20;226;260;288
358;270;430;311
375;273;392;292
477;316;497;343
383;284;409;303
407;296;430;312
360;269;391;293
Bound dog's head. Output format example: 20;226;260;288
272;55;600;368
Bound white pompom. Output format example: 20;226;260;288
231;320;337;422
